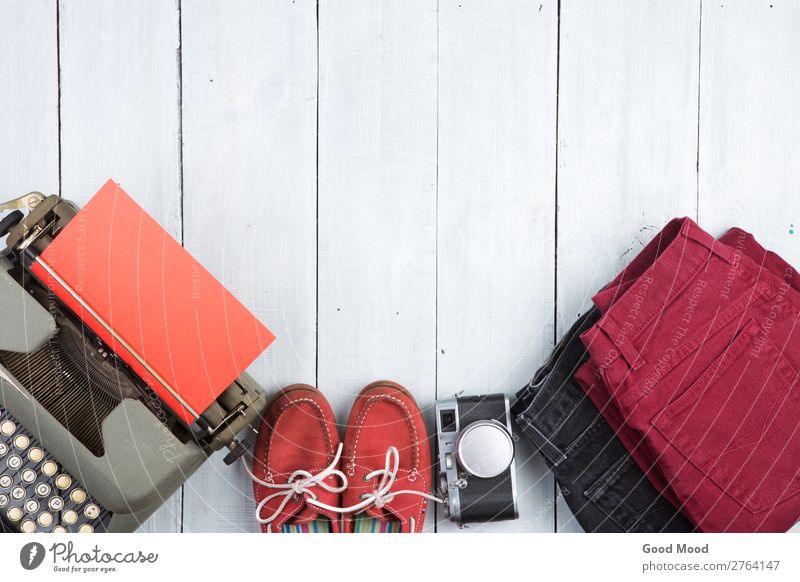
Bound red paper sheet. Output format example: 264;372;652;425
31;180;274;425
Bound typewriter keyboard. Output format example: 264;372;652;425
0;406;110;533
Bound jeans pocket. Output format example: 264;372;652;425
584;454;684;532
653;318;800;513
625;285;765;407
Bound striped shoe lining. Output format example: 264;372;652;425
353;513;401;533
279;514;402;533
280;518;332;533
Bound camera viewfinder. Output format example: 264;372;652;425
440;410;456;432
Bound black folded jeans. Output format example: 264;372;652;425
512;309;693;532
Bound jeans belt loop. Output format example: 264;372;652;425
597;315;646;371
681;220;737;264
515;413;569;467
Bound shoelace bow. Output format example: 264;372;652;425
313;446;443;514
244;444;443;528
242;443;348;526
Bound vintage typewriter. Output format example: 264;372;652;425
0;181;273;533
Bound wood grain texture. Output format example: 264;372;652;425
436;0;558;533
698;0;800;534
58;0;182;533
5;0;800;535
180;0;318;532
698;1;800;257
317;0;438;531
0;0;58;196
556;0;701;532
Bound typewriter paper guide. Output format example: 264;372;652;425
30;180;275;425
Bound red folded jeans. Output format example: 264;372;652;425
575;217;800;532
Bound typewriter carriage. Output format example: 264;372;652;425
3;193;267;458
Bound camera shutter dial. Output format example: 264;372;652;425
455;420;514;479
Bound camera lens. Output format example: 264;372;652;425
455;420;514;479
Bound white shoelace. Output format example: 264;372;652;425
311;446;443;515
242;443;348;527
244;444;443;531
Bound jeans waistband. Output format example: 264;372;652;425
587;218;799;373
514;309;601;467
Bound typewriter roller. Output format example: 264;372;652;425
0;182;273;532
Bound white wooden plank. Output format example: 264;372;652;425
698;2;800;258
556;0;700;531
317;0;438;530
0;0;58;196
180;0;318;532
436;0;558;533
698;1;800;534
58;0;182;532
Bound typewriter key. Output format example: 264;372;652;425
70;488;87;504
7;454;22;470
38;511;53;527
0;442;7;456
78;524;94;534
27;447;43;463
52;526;67;533
41;460;58;477
11;486;25;500
21;469;36;484
20;520;36;533
0;474;11;488
13;434;29;449
0;420;14;436
55;474;72;490
48;497;64;511
7;506;22;521
62;509;78;525
84;503;100;519
36;482;51;497
24;499;39;513
0;493;7;507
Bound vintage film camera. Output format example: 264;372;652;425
435;394;519;524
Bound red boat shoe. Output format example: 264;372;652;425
244;384;346;533
339;381;440;533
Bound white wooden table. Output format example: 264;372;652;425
2;0;798;533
